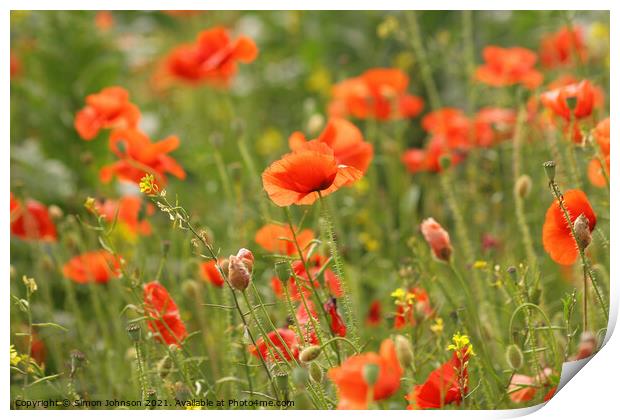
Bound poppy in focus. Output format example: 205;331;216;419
10;194;57;242
289;118;374;174
74;86;140;140
542;189;596;265
328;339;403;409
475;46;543;89
100;128;186;186
262;142;362;206
329;68;424;120
143;281;188;346
62;250;122;284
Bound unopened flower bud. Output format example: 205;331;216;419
309;361;323;383
127;323;141;342
505;344;524;370
292;366;309;386
420;218;452;262
299;345;322;363
514;174;532;198
573;214;591;251
275;261;291;283
394;335;414;368
70;349;86;377
543;161;556;183
228;255;251;291
181;279;201;298
275;373;289;393
575;331;597;360
48;205;64;219
363;363;380;386
236;248;254;273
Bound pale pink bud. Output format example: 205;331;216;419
236;248;254;273
420;218;452;262
228;255;251;291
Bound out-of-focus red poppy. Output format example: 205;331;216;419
421;108;471;148
99;128;186;186
541;79;597;121
473;107;517;147
588;117;610;187
287;256;343;301
394;287;433;329
401;137;466;174
507;368;554;404
254;223;314;256
324;297;347;337
30;334;47;366
366;300;382;326
10;194;57;242
542;189;596;265
475;46;543;89
262;142;362;206
540;26;587;68
10;50;22;79
163;26;258;87
420;218;452;262
95;196;153;237
328;339;403;409
62;250;122;284
249;328;300;362
329;68;424;120
143;281;188;346
199;260;226;287
95;11;114;31
406;350;469;409
74;87;140;140
289;118;374;174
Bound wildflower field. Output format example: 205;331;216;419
9;10;611;410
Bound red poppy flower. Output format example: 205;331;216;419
328;339;403;409
62;250;122;284
143;281;188;346
475;46;543;89
540;79;597;121
420;218;453;262
540;26;587;68
10;50;22;79
401;137;465;174
74;86;140;140
95;196;153;237
508;374;537;403
394;287;433;329
95;11;114;31
164;26;258;86
254;223;314;256
588;117;610;187
366;300;382;326
99;128;186;186
199;260;226;287
289;118;374;174
324;297;347;337
288;257;343;301
421;108;471;148
542;189;596;265
262;142;362;206
10;194;57;242
406;351;469;409
473;107;517;147
30;334;47;366
329;68;424;120
249;328;300;362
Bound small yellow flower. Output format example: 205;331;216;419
391;288;406;301
377;16;399;39
84;197;97;214
405;292;416;305
447;332;475;357
10;345;22;366
472;260;488;270
185;402;202;410
22;275;37;294
139;174;158;195
430;318;444;335
256;127;283;156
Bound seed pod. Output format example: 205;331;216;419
363;363;380;386
514;174;532;198
127;323;141;342
543;161;556;183
299;345;322;363
275;261;291;283
573;214;592;251
505;344;524;370
309;361;323;384
181;279;201;298
394;335;414;368
275;373;289;394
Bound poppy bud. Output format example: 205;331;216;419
127;323;141;342
439;154;452;170
48;205;64;219
299;345;322;363
394;335;414;368
363;363;380;386
543;161;556;183
292;366;309;386
275;373;289;393
505;344;523;370
309;361;323;383
514;175;532;198
70;349;86;377
506;266;518;283
275;261;291;283
236;248;255;273
420;218;452;262
181;279;201;298
573;213;592;251
576;331;597;360
146;389;157;409
228;255;251;291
